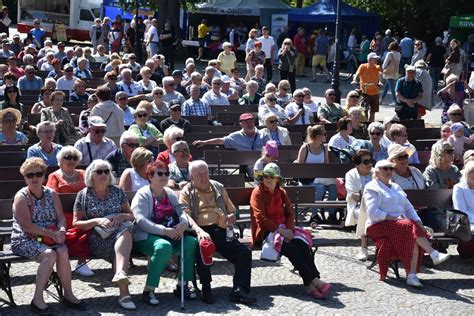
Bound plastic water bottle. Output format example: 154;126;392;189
226;225;234;242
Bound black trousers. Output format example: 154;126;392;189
196;225;252;292
264;58;273;82
280;238;320;286
162;45;175;71
279;69;296;93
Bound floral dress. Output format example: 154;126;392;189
11;187;57;260
438;90;468;123
74;186;132;262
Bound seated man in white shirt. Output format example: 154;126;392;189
118;68;143;97
56;64;78;92
92;45;110;64
285;89;316;125
202;77;230;106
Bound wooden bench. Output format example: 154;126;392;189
210;105;258;116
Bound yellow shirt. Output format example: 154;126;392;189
217;51;237;74
198;24;208;39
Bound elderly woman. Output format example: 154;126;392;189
297;125;337;222
250;163;332;299
446;104;471;137
414;60;433;118
380;114;399;148
345;149;374;261
149;87;169;116
168;141;192;189
368;122;388;162
343;90;367;123
453;161;474;257
388;144;425;190
156;126;190;165
0;108;28;145
27;121;63;166
31;88;53;114
328;117;355;150
348;107;368;139
276;80;292;107
11;158;84;313
104;71;121;99
119;147;153;191
260;113;291;146
69;79;90;102
131;160;197;304
238;80;262;105
73;57;92;80
388;123;420;164
217;42;237;75
73;160;136;310
41;91;80;145
363;159;450;286
258;93;288;126
138;66;158;92
259;83;278;106
128;104;163;156
438;74;469;123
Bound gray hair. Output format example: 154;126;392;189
222;42;232;49
163;126;184;147
56;146;82;167
205;66;216;74
190;72;202;80
293;88;304;97
23;54;34;64
84;159;115;187
36;121;56;136
368;122;384;133
246;80;258;91
348;107;361;115
447;104;462;115
188;160;208;176
462;160;474;183
139;66;151;77
429;140;453;168
120;68;132;76
119;130;138;146
162;76;174;86
185;57;194;65
152;86;164;95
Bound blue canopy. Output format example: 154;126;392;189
287;0;379;36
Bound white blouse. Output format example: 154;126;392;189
452;181;474;232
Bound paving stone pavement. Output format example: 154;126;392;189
1;226;473;315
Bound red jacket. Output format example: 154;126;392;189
293;33;308;56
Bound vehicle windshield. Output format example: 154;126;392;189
91;8;101;19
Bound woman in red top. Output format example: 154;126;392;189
46;146;93;277
156;126;192;166
250;163;331;299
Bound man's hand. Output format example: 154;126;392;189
193;140;205;147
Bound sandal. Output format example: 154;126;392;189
307;288;325;300
118;295;136;310
319;283;332;297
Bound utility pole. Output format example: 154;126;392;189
330;0;342;103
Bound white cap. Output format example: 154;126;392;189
367;52;379;60
221;75;231;83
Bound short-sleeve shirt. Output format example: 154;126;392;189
198;24;208;39
395;77;423;105
74;135;117;165
357;64;381;96
314;36;329;56
285;102;315;125
317;102;344;123
27;143;63;166
0;131;28;145
223;128;269;151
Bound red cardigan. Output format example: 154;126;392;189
250;185;295;246
156;149;193;166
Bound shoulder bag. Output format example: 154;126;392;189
445;209;472;242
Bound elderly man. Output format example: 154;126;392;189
115;91;135;126
202;77;230;106
92;44;109;64
172;69;188;98
179;160;256;305
193;113;268;151
317;88;345;124
182;84;213;120
0;39;14;58
162;76;186;105
17;65;43;91
54;42;67;62
285;89;316;125
61;48;75;67
395;65;423;120
118;68;142;97
221;75;239;104
105;131;139;177
352;52;382;122
146;18;159;58
56;64;78;92
74;116;117;165
159;100;192;133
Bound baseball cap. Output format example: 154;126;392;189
239;113;254;121
88;116;106;127
199;239;216;266
375;159;395;169
27;44;37;50
221;75;231;83
64;64;74;70
172;69;183;77
262;26;270;31
367;52;379;60
168;99;181;109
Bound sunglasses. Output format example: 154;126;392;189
175;148;189;153
154;92;163;96
268;119;278;124
370;132;381;136
267;98;277;102
93;129;106;134
396;154;409;161
327;93;336;96
125;143;139;148
362;159;374;165
263;174;277;179
450;113;462;116
294;95;304;98
381;167;394;171
212;82;221;85
118;97;128;101
171;107;181;112
63;155;79;161
174;136;184;141
25;171;44;179
444;149;454;154
65;69;73;72
349;95;358;98
94;169;110;175
136;113;148;118
155;171;170;177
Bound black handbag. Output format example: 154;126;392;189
445;209;472;242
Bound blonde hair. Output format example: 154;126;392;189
20;158;47;176
462;160;474;183
130;147;153;170
137;100;153;114
429;140;453;168
306;125;326;143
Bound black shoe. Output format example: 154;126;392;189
174;284;198;300
30;301;53;315
142;290;160;306
201;287;215;304
229;288;257;305
61;298;86;311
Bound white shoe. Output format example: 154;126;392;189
406;274;423;288
388;102;397;106
118;295;136;310
75;262;94;277
356;247;369;261
430;250;451;265
112;271;131;285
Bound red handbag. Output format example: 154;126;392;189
65;228;91;258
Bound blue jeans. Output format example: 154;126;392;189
381;79;397;103
313;183;337;216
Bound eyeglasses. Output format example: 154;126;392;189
93;129;106;134
268;119;278;124
370;132;381;136
154;171;170;177
381;167;394;171
25;171;44;179
94;169;110;175
171;107;181;112
396;154;409;161
444;149;454;154
450;113;462;116
125;143;139;148
136;113;148;118
362;159;374;165
63;155;79;161
175;148;189;154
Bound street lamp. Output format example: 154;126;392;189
330;0;342;103
134;0;143;63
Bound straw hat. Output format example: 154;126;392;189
0;108;22;126
387;143;414;161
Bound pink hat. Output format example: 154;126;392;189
264;140;279;158
239;113;254;121
199;239;216;266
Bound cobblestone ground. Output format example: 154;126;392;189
1;226;473;315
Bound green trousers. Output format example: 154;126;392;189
134;234;197;287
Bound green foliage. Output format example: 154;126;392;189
117;0;158;12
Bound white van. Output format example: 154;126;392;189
17;0;102;41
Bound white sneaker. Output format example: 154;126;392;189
356;247;369;261
75;262;94;277
406;274;423;288
388;102;396;106
430;250;451;265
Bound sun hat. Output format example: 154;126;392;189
264;140;279;158
263;163;282;178
387;143;414;161
88;116;106;127
199;239;216;266
375;159;395;169
221;75;231;83
463;150;474;164
405;65;416;72
0;108;22;126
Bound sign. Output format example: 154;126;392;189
271;14;288;39
195;5;259;16
52;23;67;42
450;15;474;29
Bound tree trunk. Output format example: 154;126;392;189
296;0;303;8
157;0;180;30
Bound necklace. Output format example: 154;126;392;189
61;169;77;180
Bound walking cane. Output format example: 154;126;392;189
180;234;185;310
